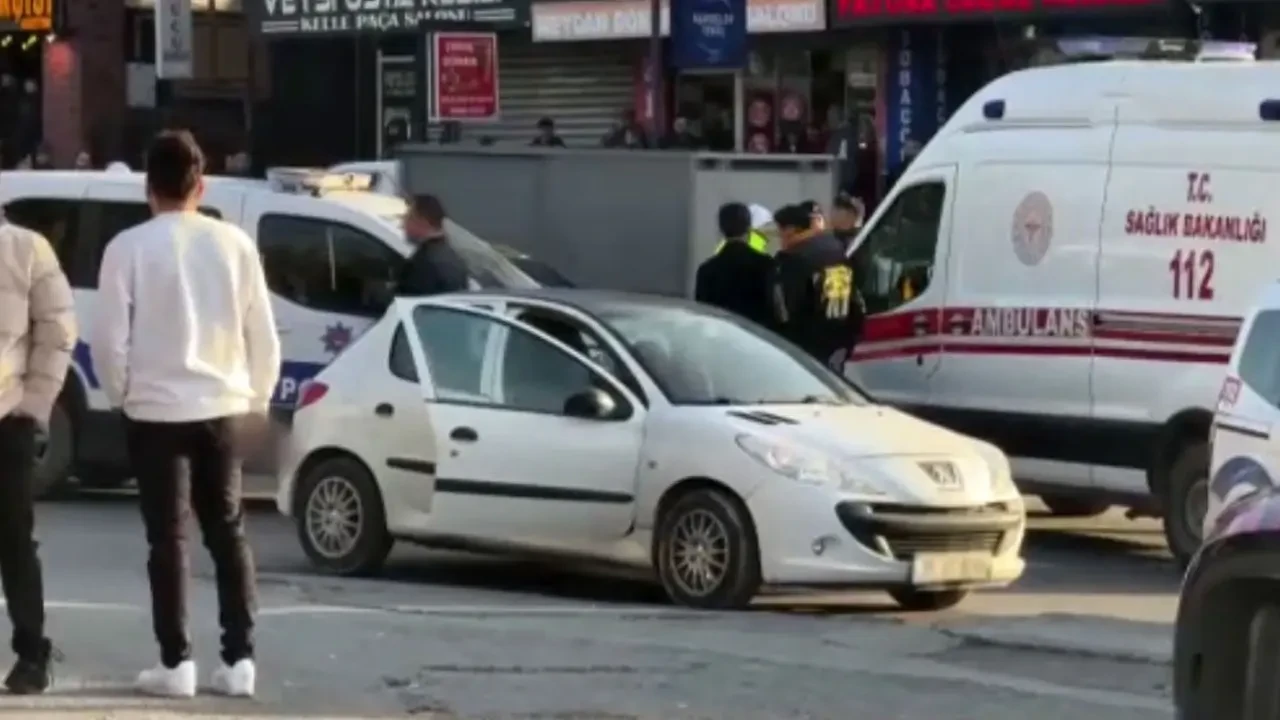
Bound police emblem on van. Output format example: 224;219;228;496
919;461;962;490
1012;191;1054;267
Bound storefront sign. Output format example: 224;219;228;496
530;0;823;41
831;0;1166;26
670;0;748;70
430;32;499;122
0;0;54;31
884;28;947;177
156;0;194;79
249;0;527;37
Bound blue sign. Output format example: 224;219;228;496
670;0;747;71
884;28;948;180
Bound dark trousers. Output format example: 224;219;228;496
126;415;257;668
0;414;46;661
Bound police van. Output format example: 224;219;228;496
0;167;540;497
846;57;1279;564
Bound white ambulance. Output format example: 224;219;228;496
0;167;540;497
846;59;1277;564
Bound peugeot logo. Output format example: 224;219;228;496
920;461;962;490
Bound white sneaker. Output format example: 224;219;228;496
210;658;255;697
136;660;196;698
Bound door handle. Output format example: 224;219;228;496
374;403;394;418
450;426;479;442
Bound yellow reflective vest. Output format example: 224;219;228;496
714;231;769;256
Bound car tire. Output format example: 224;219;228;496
888;588;970;611
295;456;393;577
1243;604;1280;718
654;488;761;610
1041;496;1111;519
1162;441;1209;569
32;401;74;500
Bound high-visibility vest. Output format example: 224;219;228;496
715;231;769;256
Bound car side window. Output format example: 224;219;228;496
410;306;495;402
2;199;80;275
850;181;946;315
389;324;419;382
499;323;612;415
259;214;405;318
1238;310;1280;407
513;308;645;403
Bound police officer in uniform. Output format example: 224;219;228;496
769;204;865;370
695;202;774;328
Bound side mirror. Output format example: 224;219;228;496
563;387;617;420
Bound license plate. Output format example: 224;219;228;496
910;551;994;585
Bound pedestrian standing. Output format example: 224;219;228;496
91;130;281;698
397;193;470;296
0;188;76;694
694;202;774;328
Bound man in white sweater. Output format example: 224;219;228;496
0;198;77;695
91;130;281;699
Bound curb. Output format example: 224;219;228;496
935;621;1174;665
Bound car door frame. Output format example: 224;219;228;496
392;297;649;542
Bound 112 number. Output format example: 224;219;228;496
1169;249;1215;300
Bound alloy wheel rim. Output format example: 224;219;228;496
305;476;363;559
669;509;731;597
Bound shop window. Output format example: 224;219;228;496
850;182;946;315
258;214;403;318
2;199;80;275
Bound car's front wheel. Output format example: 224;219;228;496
1162;441;1209;568
889;587;970;611
654;487;761;609
296;456;393;576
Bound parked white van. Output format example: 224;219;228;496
846;59;1277;563
0;168;540;497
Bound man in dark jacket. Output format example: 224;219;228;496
770;204;865;370
397;194;470;296
694;203;774;328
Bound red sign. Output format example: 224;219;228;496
431;32;499;123
830;0;1164;25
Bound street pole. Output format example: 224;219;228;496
648;0;663;141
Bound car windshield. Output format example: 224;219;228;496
596;304;868;406
378;214;539;289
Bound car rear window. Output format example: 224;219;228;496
1237;310;1280;407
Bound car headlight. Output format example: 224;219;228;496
735;434;885;496
975;441;1016;495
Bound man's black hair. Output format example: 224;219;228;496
773;204;811;232
799;199;822;217
717;202;751;240
145;130;204;202
537;117;555;129
410;194;447;226
833;192;865;216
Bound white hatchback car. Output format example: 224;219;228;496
277;290;1027;610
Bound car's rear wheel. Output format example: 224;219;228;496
1162;441;1209;569
1041;496;1111;519
654;488;760;609
889;587;970;611
296;456;393;576
1244;604;1280;719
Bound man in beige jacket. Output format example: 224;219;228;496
0;207;77;694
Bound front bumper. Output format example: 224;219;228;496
747;482;1026;588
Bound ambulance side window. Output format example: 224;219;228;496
850;182;946;315
1237;311;1280;407
258;214;405;318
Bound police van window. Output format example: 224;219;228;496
1;199;79;273
259;214;405;318
849;181;946;315
1237;310;1280;408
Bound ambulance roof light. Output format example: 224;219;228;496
266;167;376;196
983;100;1006;120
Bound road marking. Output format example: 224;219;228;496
258;605;383;617
0;600;143;612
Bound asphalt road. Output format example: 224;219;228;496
0;494;1180;719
